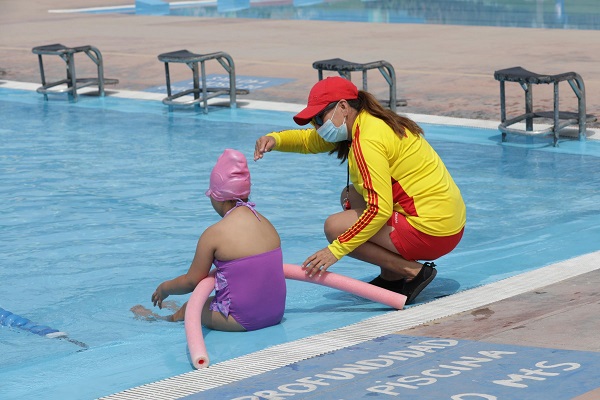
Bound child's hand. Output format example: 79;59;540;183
152;284;168;308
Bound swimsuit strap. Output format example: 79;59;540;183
224;199;261;221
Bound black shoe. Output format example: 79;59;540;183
368;276;405;293
401;262;437;304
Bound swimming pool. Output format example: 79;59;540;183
1;87;600;399
77;0;600;30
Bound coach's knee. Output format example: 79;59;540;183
324;215;345;243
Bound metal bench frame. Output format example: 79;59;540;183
32;44;118;102
494;66;596;147
313;58;398;112
157;50;248;113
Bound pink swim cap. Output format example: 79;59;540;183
205;149;251;201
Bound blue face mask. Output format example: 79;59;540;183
316;103;348;143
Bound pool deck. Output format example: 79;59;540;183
2;0;600;125
2;1;600;399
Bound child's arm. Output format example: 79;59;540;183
152;228;216;309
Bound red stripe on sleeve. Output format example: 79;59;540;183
338;127;379;243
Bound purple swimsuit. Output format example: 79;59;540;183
209;200;286;331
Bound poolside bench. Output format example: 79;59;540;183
31;44;119;102
494;66;596;147
157;50;249;113
312;58;404;112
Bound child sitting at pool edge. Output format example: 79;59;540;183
133;149;286;331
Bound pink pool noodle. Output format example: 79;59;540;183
184;265;405;369
184;271;216;369
283;264;406;309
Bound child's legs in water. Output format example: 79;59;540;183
201;296;246;332
168;297;246;331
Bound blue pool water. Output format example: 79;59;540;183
122;0;600;30
1;88;600;399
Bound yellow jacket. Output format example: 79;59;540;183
268;111;466;259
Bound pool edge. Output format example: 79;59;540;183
98;250;600;399
2;80;599;141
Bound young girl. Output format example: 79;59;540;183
143;149;286;331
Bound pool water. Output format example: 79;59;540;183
79;1;600;30
133;0;600;30
1;88;600;399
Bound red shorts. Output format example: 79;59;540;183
387;211;464;261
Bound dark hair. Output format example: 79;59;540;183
319;102;338;118
329;90;424;162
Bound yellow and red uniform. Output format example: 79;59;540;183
267;111;466;260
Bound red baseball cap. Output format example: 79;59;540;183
293;77;359;125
